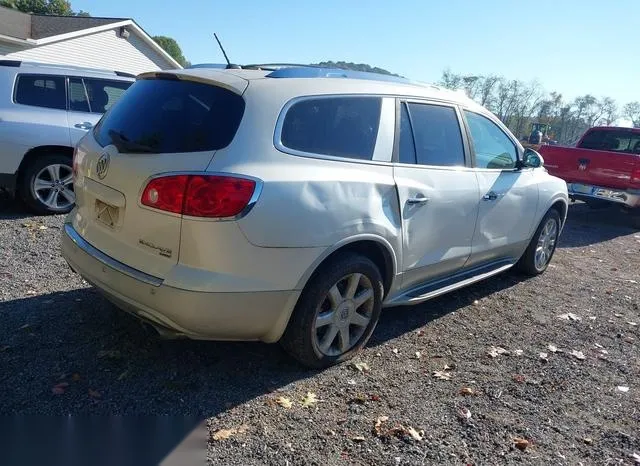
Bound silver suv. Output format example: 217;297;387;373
61;66;569;368
0;60;134;214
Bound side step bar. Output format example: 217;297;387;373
384;261;515;307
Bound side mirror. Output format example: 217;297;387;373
521;148;544;168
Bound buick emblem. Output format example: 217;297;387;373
96;153;110;179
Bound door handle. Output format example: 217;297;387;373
482;191;501;201
74;122;93;130
407;195;429;205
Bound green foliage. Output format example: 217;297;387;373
1;0;89;15
152;36;188;67
311;61;399;77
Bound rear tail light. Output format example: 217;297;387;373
631;168;640;185
141;174;258;218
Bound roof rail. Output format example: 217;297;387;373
0;59;135;77
0;60;22;67
265;66;422;85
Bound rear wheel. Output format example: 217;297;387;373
19;154;75;215
517;209;561;275
280;253;384;369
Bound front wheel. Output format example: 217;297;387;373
517;209;561;275
280;253;384;369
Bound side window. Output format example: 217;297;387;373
581;129;640;153
464;111;517;169
398;102;416;164
83;78;131;114
406;103;465;166
68;78;90;112
14;74;66;110
280;96;382;160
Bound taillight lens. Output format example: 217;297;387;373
141;174;257;218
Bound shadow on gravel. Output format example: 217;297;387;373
0;288;307;416
558;202;637;248
0;191;33;220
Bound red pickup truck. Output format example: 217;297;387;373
538;126;640;225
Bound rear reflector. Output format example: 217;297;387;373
141;174;257;218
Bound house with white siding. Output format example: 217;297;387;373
0;6;181;75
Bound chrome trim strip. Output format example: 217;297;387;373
385;263;514;307
64;223;163;287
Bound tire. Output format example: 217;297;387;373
517;209;561;276
19;154;75;215
280;253;384;369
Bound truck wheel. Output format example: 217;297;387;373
19;154;75;215
517;209;561;276
280;253;384;369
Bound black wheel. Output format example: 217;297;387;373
19;154;75;215
280;253;384;369
517;209;561;276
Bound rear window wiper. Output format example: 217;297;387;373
108;130;158;153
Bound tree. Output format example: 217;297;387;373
599;97;618;126
1;0;89;15
152;36;188;67
623;102;640;128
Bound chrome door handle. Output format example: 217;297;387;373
74;122;93;130
482;191;503;201
407;195;429;205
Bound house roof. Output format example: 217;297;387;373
0;6;126;40
0;6;182;69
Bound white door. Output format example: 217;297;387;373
67;77;131;146
394;101;479;291
462;110;539;267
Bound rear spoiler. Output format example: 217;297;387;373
137;70;249;95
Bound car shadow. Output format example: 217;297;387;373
557;202;637;249
0;191;33;220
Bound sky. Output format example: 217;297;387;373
72;0;638;106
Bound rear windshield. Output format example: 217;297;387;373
579;129;640;154
94;78;245;153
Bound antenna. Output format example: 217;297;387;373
213;33;240;69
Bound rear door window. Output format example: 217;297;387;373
280;96;382;160
69;78;131;114
14;74;66;110
94;78;246;153
402;102;465;167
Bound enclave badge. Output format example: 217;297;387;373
96;153;110;179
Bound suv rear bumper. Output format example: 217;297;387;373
567;183;640;208
61;223;300;343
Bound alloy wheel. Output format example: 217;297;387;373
33;163;75;211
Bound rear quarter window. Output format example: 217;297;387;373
93;78;245;153
279;96;382;160
14;74;66;110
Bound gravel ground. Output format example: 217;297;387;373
1;193;639;465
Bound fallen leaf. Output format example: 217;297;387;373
71;373;81;382
539;352;549;362
614;313;623;318
301;392;318;407
514;349;524;356
39;225;48;230
570;350;586;360
631;452;640;464
351;435;366;443
51;382;69;395
629;322;638;327
583;437;593;445
513;437;531;451
594;343;603;348
275;396;293;409
488;346;508;358
617;386;629;392
433;370;452;381
547;344;559;353
392;348;399;354
513;374;526;384
374;416;389;435
352;362;370;373
88;389;101;398
443;363;455;371
211;425;248;441
349;394;367;405
406;426;424;441
459;387;475;396
558;312;581;321
414;351;422;359
458;407;472;420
